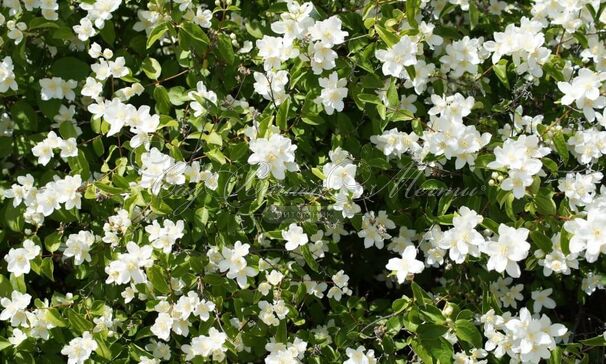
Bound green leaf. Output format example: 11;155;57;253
67;309;93;334
94;333;113;360
406;0;419;28
544;60;565;81
454;319;482;348
420;179;447;190
277;98;290;130
411;282;431;306
179;22;210;55
392;297;410;314
423;337;453;363
418;305;446;324
0;275;12;297
357;93;383;105
530;231;552;252
552;131;569;164
153;85;171;114
469;1;479;29
206;148;227;164
10;274;26;293
29;17;61;30
147;22;169;49
580;335;606;346
417;323;448;339
493;59;510;89
300;245;320;273
147;266;171;294
560;226;572;255
99;20;115;44
4;204;24;232
276;319;288;343
45;308;67;327
534;189;557;216
217;34;235;65
550;346;562;364
202;131;223;147
10;101;38;131
141;57;162;80
0;337;11;352
0;136;11;158
59;120;78;139
375;24;399;47
39;257;55;281
50;57;91;81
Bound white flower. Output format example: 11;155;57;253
194;299;215;321
488;135;549;199
145;340;171;361
217;241;258;288
440;36;484;77
61;331;98;364
108;57;129;78
483;17;550;78
73;17;96;41
0;56;18;92
563;206;606;262
145;219;184;253
344;345;377;364
317;72;348;115
502;308;567;363
386;246;424;283
139;147;187;195
270;1;313;41
4;239;40;277
531;288;556;313
536;233;579;277
256;35;299;71
81;77;103;100
327;270;352;301
266;270;284;286
39;77;65;100
253;70;289;105
248;134;298;180
7;20;26;44
55;174;83;210
189;7;213;28
105;242;154;285
558;172;602;209
187;81;218;117
64;231;95;265
181;327;227;360
282;223;309;251
4;174;35;207
304;41;338;74
58;138;78;159
436;207;486;263
370;128;420;158
501;169;533;199
0;291;31;327
8;328;27;347
483;224;530;278
151;312;174;341
375;35;418;78
309;16;348;46
557;68;606;121
581;272;604;295
357;211;395;249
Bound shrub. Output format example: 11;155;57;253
1;0;606;363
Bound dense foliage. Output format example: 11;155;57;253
1;0;606;363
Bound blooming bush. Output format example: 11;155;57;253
1;0;606;362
